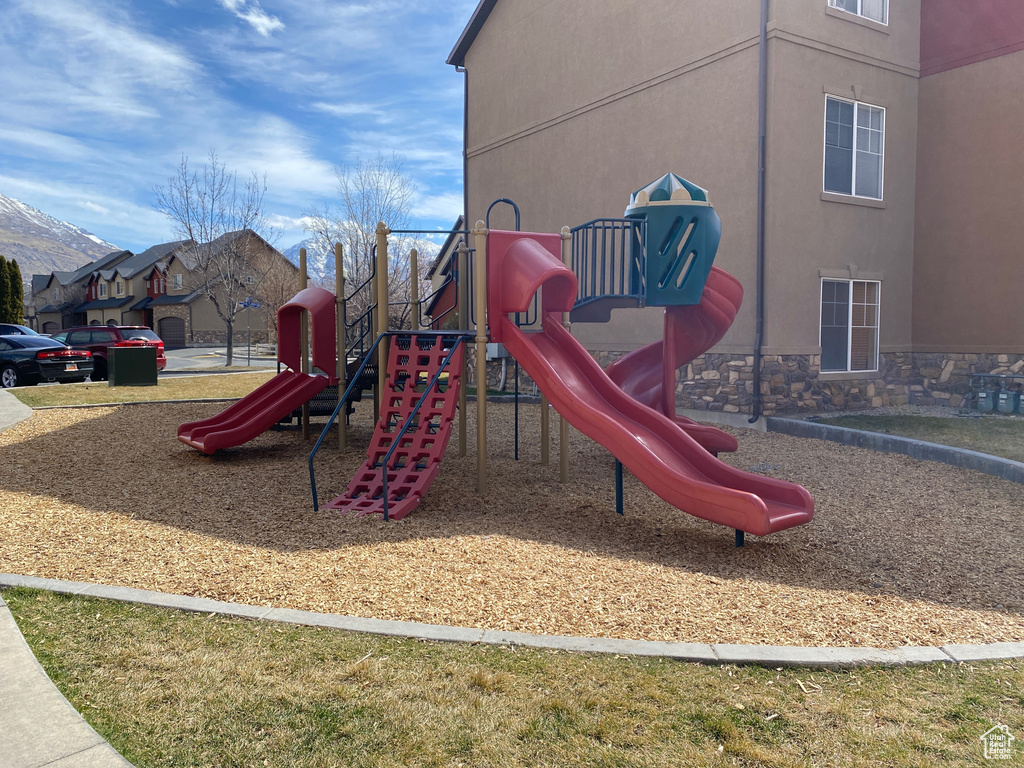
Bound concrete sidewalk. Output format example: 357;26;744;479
0;595;133;767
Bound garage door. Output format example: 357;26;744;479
158;317;186;349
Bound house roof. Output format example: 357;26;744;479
130;296;153;311
31;274;52;294
74;296;135;312
447;0;498;67
426;216;467;278
112;240;188;279
149;290;201;306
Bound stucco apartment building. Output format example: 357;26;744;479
31;230;291;347
448;0;1024;415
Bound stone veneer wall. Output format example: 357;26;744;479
467;348;1024;415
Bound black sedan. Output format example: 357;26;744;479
0;335;94;388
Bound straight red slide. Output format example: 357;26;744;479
178;370;329;455
605;267;743;455
488;231;813;538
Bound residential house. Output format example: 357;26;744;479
447;0;1024;415
31;230;295;348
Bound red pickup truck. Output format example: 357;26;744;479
51;326;167;381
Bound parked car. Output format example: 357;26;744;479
0;323;39;335
0;335;94;388
50;326;167;381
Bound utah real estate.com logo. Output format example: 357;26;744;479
981;724;1015;761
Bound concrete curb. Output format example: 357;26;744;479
766;417;1024;485
3;575;1022;669
0;593;134;767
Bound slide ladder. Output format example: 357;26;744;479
323;333;465;520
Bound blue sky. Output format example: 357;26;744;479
0;0;476;253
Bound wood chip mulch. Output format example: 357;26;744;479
1;402;1021;648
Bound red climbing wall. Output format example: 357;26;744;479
324;333;465;520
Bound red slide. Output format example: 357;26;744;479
605;267;743;455
488;231;813;538
178;370;329;455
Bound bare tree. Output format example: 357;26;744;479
305;154;429;348
154;151;275;365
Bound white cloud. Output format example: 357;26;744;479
217;0;285;37
80;201;111;215
412;191;463;221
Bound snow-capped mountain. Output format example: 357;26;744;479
0;193;121;279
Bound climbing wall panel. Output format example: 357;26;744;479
324;334;465;520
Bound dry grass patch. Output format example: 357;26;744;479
815;413;1024;464
6;589;1023;768
10;371;277;407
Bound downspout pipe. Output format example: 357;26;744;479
749;0;768;424
457;65;468;255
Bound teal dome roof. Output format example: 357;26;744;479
626;173;710;213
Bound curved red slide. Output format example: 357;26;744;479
178;370;328;455
488;231;813;538
605;267;742;454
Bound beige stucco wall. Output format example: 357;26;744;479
762;27;919;357
463;0;922;362
464;0;763;353
912;49;1024;353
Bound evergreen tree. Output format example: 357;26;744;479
0;257;9;324
8;259;24;324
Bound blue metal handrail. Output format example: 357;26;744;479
309;331;387;511
307;330;472;514
569;218;646;308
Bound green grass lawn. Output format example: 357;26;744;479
5;589;1022;768
8;371;277;407
813;414;1024;464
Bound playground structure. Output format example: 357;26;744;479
178;174;814;543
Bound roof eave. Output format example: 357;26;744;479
446;0;497;67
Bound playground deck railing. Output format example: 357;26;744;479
570;218;646;310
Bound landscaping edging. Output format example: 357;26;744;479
3;575;1021;669
766;417;1024;485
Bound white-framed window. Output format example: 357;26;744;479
820;279;880;372
828;0;887;25
53;287;61;301
99;284;107;297
824;96;884;200
115;280;123;295
172;273;183;290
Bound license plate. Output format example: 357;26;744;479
65;363;78;371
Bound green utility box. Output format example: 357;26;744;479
108;346;158;387
625;172;722;307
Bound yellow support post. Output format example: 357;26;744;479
457;239;469;457
473;222;488;495
410;248;419;331
335;242;346;450
375;222;390;423
299;247;310;441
